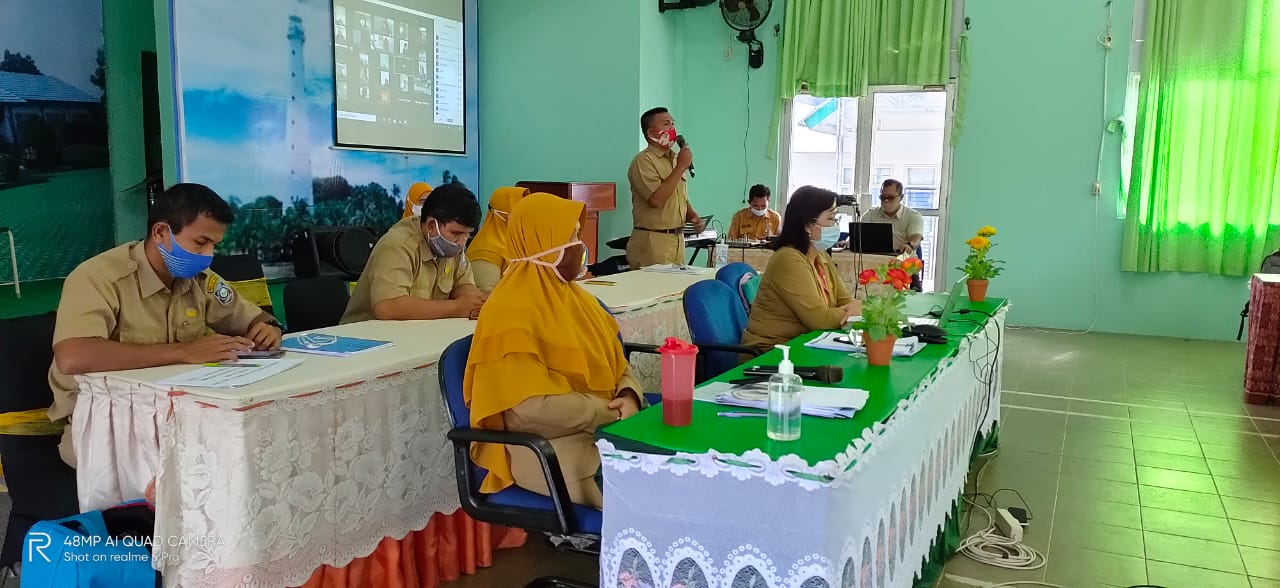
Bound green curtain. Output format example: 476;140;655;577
769;0;952;154
1122;0;1280;275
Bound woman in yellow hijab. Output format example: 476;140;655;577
400;182;433;219
465;186;529;292
464;193;642;508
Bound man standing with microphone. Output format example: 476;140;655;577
626;107;703;268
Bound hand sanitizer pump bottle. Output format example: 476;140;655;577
767;345;803;441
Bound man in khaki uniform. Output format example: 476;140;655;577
626;107;703;268
728;184;782;240
50;183;283;467
341;183;486;323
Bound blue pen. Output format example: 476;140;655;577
718;411;766;418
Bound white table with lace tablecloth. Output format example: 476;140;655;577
73;319;479;588
581;268;708;391
594;300;1007;588
71;278;701;588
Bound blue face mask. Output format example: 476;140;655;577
158;226;214;279
813;223;841;251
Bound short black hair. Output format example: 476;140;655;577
882;179;904;193
421;183;482;229
769;186;837;253
147;183;234;235
640;107;669;133
748;184;771;201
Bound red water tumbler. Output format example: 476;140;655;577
658;337;699;426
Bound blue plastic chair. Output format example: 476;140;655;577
682;280;760;381
715;262;759;315
438;336;599;588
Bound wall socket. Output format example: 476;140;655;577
1092;181;1101;196
725;46;734;60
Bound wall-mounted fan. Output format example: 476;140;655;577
721;0;772;68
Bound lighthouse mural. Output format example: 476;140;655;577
171;0;479;279
287;15;312;204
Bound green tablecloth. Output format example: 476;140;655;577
601;294;1008;466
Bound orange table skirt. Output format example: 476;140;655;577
297;510;527;588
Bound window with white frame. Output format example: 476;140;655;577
782;89;953;291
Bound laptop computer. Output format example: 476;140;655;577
847;222;896;254
905;277;967;341
684;215;715;236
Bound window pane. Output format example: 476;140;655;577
869;92;946;210
906;167;937;186
786;96;858;199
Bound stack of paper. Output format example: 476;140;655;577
281;333;393;357
156;359;304;389
695;382;870;419
805;332;926;357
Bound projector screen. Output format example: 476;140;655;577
332;0;466;154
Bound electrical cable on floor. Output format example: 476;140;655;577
958;493;1047;571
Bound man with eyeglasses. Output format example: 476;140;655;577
860;179;924;257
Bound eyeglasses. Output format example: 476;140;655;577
879;195;900;201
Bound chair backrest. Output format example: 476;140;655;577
682;280;749;380
0;312;78;567
283;277;351;332
0;312;56;413
211;254;273;314
715;262;759;314
438;335;491;496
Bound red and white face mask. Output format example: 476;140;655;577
650;128;677;148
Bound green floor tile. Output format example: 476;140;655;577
1223;496;1280;526
1144;531;1245;574
1134;449;1211;474
1240;546;1280;582
1060;455;1138;483
1132;435;1204;458
1142;507;1235;543
1230;520;1280;552
1065;426;1134;449
1137;465;1219;493
1146;560;1251;588
1054;494;1143;529
1044;546;1147;587
1049;519;1145;558
1057;477;1140;506
1139;485;1225;517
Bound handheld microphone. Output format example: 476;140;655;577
675;134;695;178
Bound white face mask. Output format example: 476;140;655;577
750;207;767;217
411;204;423;217
508;240;587;283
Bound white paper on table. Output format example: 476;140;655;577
908;316;939;326
805;332;926;357
695;381;871;418
639;264;715;275
156;359;304;389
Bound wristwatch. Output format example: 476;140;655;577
264;318;284;331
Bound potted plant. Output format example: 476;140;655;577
959;226;1003;302
853;257;922;366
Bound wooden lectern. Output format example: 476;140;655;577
515;181;616;263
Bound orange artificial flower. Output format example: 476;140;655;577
886;268;911;290
858;268;880;285
977;225;997;237
966;236;990;250
901;257;923;273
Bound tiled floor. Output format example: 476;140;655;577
2;328;1277;587
940;328;1280;588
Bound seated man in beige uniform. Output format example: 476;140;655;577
341;183;486;323
860;178;924;256
626;106;703;268
49;183;283;467
728;184;782;240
